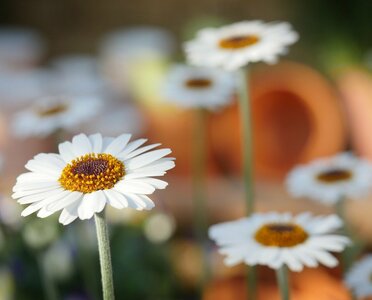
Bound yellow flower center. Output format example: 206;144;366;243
219;35;260;49
254;223;308;247
37;104;68;117
185;78;212;89
59;153;125;193
316;169;352;184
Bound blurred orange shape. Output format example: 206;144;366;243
337;68;372;160
209;61;347;179
203;268;351;300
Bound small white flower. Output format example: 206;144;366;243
12;133;175;225
345;255;372;298
185;20;299;71
12;95;102;138
163;64;236;110
209;212;350;272
286;153;372;205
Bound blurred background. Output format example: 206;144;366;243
0;0;372;299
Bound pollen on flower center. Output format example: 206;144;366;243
254;223;308;247
316;169;353;184
37;104;68;117
219;35;260;49
185;78;212;89
59;153;125;193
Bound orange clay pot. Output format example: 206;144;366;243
209;61;347;180
143;106;220;176
203;268;351;300
337;68;372;160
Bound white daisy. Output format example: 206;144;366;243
163;64;236;109
12;95;102;138
345;255;372;298
185;20;299;71
286;153;372;205
209;212;350;272
12;133;175;225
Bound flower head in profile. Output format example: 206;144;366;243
12;95;102;138
345;255;372;298
12;133;175;225
286;153;372;205
184;21;298;71
163;64;235;110
209;212;350;272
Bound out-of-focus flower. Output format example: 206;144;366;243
163;64;235;110
0;267;14;300
99;26;175;99
144;212;176;243
185;21;298;71
81;101;145;137
286;153;372;205
12;95;102;138
345;255;372;298
43;241;73;281
49;54;108;97
0;69;50;107
13;133;175;225
22;217;59;249
0;27;45;69
209;212;349;272
0;194;23;230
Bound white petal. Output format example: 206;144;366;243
104;134;131;156
115;180;156;195
78;191;107;220
59;201;80;225
140;178;168;189
117;139;147;159
124;143;161;160
58;141;76;163
104;190;127;209
89;133;103;153
72;134;92;156
46;191;83;212
126;149;172;169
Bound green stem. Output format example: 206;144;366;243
237;68;254;216
37;253;58;300
94;211;115;300
238;68;256;300
192;108;210;284
276;266;290;300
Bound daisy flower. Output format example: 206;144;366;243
345;255;372;298
286;153;372;205
163;64;236;110
209;212;350;272
184;20;299;71
12;133;175;225
12;95;102;138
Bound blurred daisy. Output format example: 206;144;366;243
12;133;175;225
345;255;372;298
286;153;372;205
185;20;298;71
209;212;349;272
163;64;235;109
12;95;102;138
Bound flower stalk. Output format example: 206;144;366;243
276;266;290;300
237;67;256;299
192;108;210;283
94;211;115;300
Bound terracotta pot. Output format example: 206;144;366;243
144;106;220;176
337;68;372;160
209;61;347;180
203;268;351;300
